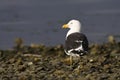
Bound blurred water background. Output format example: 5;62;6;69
0;0;120;49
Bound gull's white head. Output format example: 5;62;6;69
62;19;81;37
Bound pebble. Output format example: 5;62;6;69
108;35;115;44
89;59;94;63
27;62;33;66
0;40;120;80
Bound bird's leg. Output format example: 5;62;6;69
70;55;73;66
78;56;80;63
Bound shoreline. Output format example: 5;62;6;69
0;36;120;80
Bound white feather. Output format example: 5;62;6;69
66;20;81;38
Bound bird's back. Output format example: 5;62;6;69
65;32;89;56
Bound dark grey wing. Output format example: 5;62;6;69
65;32;88;53
81;33;89;51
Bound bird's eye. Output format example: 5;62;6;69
70;22;73;24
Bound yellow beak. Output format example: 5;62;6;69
62;24;69;28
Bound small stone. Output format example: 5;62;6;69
108;35;115;44
0;51;3;57
85;74;92;79
14;38;23;48
9;58;15;63
16;58;23;65
30;43;40;48
90;44;100;55
111;50;118;55
54;70;64;75
28;62;33;66
62;57;71;65
18;65;26;72
89;59;94;63
19;76;27;80
34;57;41;62
0;67;5;73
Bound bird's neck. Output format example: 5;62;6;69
66;28;80;38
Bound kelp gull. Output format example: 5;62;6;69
62;19;89;64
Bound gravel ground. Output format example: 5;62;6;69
0;37;120;80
